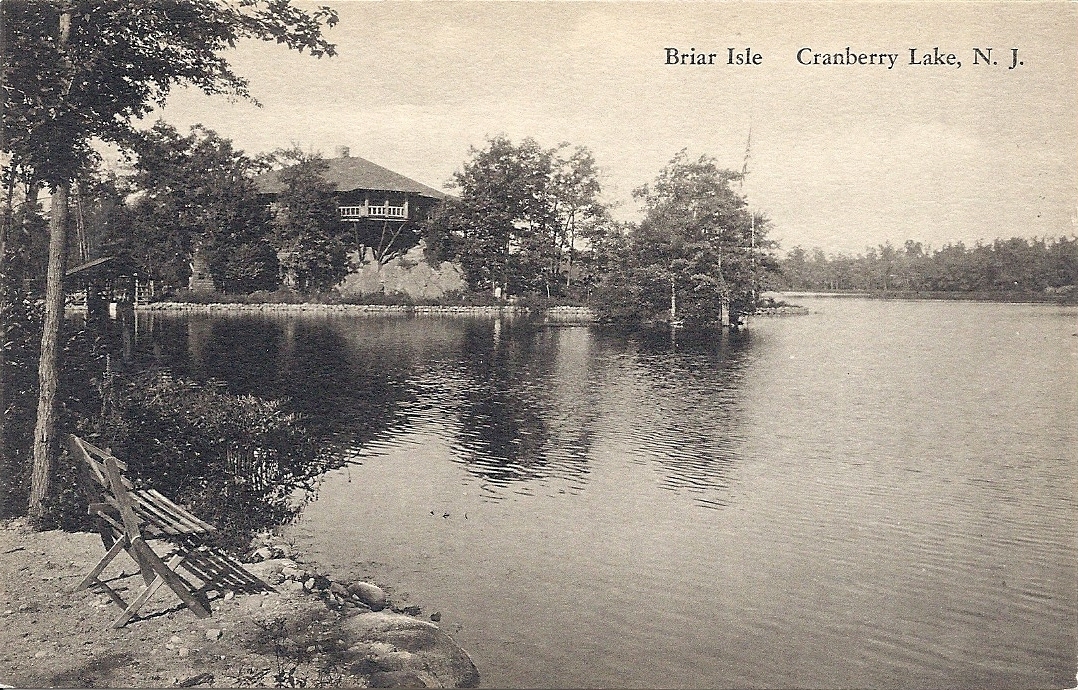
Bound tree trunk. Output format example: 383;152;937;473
28;183;69;523
565;214;575;289
669;276;676;321
0;166;13;517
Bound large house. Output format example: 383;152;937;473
188;150;450;292
253;148;448;225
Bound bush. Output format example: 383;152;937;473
208;240;281;294
3;308;337;549
82;371;339;550
0;291;43;519
591;267;670;325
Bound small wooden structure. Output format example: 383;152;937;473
64;256;136;320
69;435;264;627
64;256;147;362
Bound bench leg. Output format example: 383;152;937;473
74;537;127;593
112;553;185;628
129;544;158;586
130;538;211;619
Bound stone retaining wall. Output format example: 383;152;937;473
753;305;810;316
542;306;599;323
138;302;530;315
137;301;601;322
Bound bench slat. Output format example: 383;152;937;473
131;490;214;535
143;490;215;532
97;491;214;537
129;492;190;534
98;494;180;536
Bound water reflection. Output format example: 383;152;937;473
136;312;416;453
446;320;594;488
133;312;750;507
190;317;284;394
599;328;751;508
287;299;1078;690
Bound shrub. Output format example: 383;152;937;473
591;267;670;325
208;240;281;294
0;291;43;519
82;371;338;550
4;311;336;549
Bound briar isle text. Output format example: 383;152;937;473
664;47;1023;70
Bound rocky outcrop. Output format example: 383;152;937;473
338;246;465;300
340;612;480;689
242;536;478;688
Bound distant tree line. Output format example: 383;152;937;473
778;237;1078;295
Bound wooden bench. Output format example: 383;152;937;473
69;434;246;627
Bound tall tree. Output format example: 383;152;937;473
271;153;348;292
1;0;337;523
427;136;606;297
550;146;605;291
106;121;277;292
594;150;774;327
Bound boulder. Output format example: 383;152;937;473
247;546;275;562
347;582;387;611
341;612;479;688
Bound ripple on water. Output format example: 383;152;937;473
147;303;1077;689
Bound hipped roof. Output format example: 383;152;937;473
255;156;447;199
65;255;134;280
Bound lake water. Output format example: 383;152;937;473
139;297;1078;688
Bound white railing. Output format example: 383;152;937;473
339;204;407;220
370;205;406;218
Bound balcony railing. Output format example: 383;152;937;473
339;204;407;220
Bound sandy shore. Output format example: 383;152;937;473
0;519;479;688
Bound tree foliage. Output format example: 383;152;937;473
593;150;776;327
104;121;278;291
427;136;608;297
2;0;337;185
271;153;349;292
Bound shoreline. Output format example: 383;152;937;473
0;519;480;688
775;289;1077;304
110;301;815;321
132;302;600;323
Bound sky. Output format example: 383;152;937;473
155;1;1078;255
